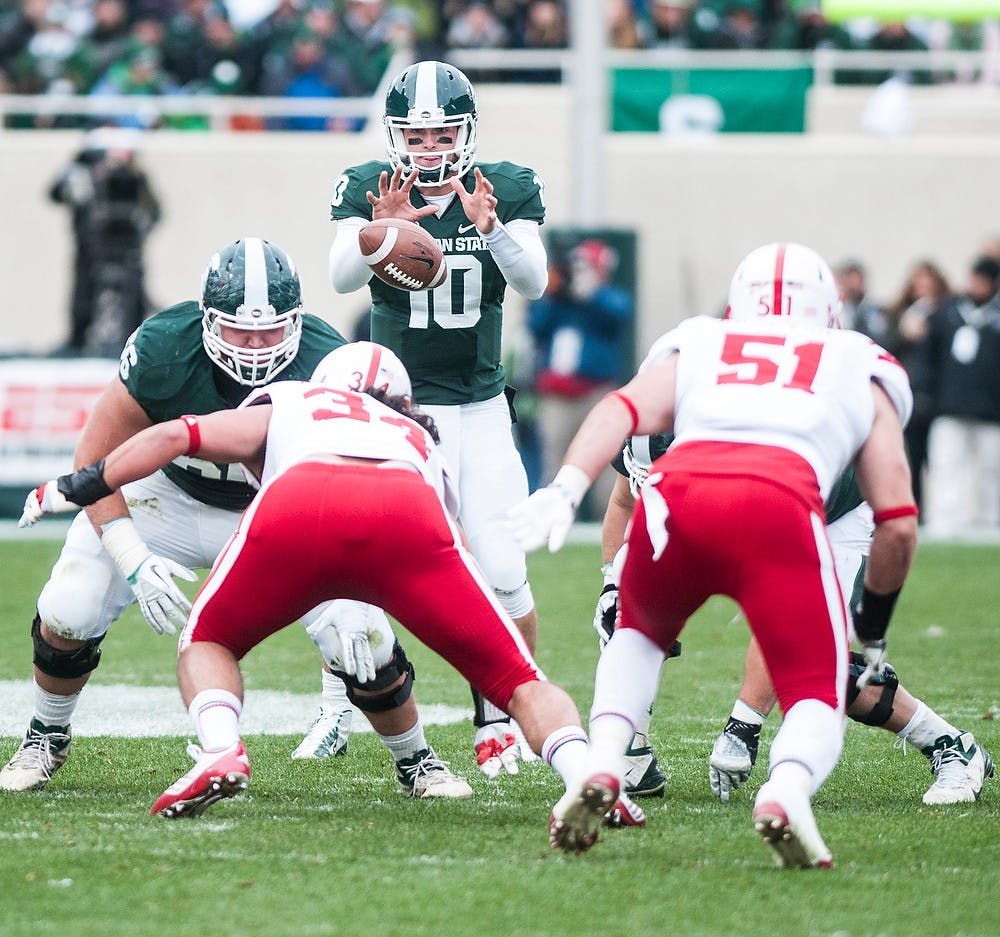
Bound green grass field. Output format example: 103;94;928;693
1;536;998;937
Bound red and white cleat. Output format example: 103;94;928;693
603;790;647;829
151;740;250;819
549;772;621;854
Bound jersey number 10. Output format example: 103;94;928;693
408;256;483;329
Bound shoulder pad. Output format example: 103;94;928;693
869;342;913;428
280;315;346;380
122;302;203;401
330;161;389;220
639;316;714;372
477;162;545;223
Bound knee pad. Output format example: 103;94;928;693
335;640;415;714
846;651;899;726
37;545;127;641
32;613;104;679
495;580;534;620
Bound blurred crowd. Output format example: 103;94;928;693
1;0;998;129
834;242;1000;538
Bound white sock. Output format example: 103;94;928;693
541;726;589;785
589;713;635;785
321;669;350;709
732;698;767;725
897;701;960;752
590;629;665;733
633;703;654;743
767;760;813;799
33;682;81;730
188;689;242;753
768;699;844;795
380;721;427;763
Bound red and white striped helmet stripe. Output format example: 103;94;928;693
311;341;413;399
726;241;841;328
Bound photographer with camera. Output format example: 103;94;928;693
49;128;161;356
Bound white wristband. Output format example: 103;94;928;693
100;517;150;581
552;464;591;507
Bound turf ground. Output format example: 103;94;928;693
0;534;998;937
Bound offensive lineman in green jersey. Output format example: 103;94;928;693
329;61;550;778
1;238;472;801
596;434;994;807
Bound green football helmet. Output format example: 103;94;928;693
200;237;303;386
383;60;477;188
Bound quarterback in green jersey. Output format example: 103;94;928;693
599;434;993;807
329;60;550;778
2;239;472;801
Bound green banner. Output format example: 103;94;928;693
612;68;812;133
824;0;1000;21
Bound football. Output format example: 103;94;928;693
359;218;447;292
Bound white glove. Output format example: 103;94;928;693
474;723;520;778
593;584;618;649
19;480;80;527
855;639;888;689
507;465;590;553
100;518;196;636
310;602;377;684
127;554;197;636
708;718;760;803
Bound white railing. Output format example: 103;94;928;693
0;91;380;131
449;46;1000;85
0;48;997;130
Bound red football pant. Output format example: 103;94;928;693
186;462;541;711
619;444;848;715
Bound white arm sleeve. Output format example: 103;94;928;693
481;218;548;300
328;216;374;294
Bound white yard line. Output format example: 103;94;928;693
0;681;469;738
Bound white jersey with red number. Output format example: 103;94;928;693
242;381;458;514
640;316;912;499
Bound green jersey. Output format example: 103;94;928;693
615;434;863;523
119;301;346;509
330;159;546;405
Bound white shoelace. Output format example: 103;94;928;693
8;731;69;776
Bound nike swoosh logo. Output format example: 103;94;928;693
458;223;477;234
400;253;433;269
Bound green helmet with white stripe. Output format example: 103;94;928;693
383;60;477;188
200;237;304;387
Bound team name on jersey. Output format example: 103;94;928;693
436;236;487;253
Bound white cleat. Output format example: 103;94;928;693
753;779;833;870
290;705;352;759
396;748;473;799
922;732;995;805
0;722;72;792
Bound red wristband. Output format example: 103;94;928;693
607;391;639;436
873;504;918;525
180;415;201;456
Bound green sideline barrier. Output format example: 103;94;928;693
0;487;29;520
612;68;812;133
824;0;999;21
